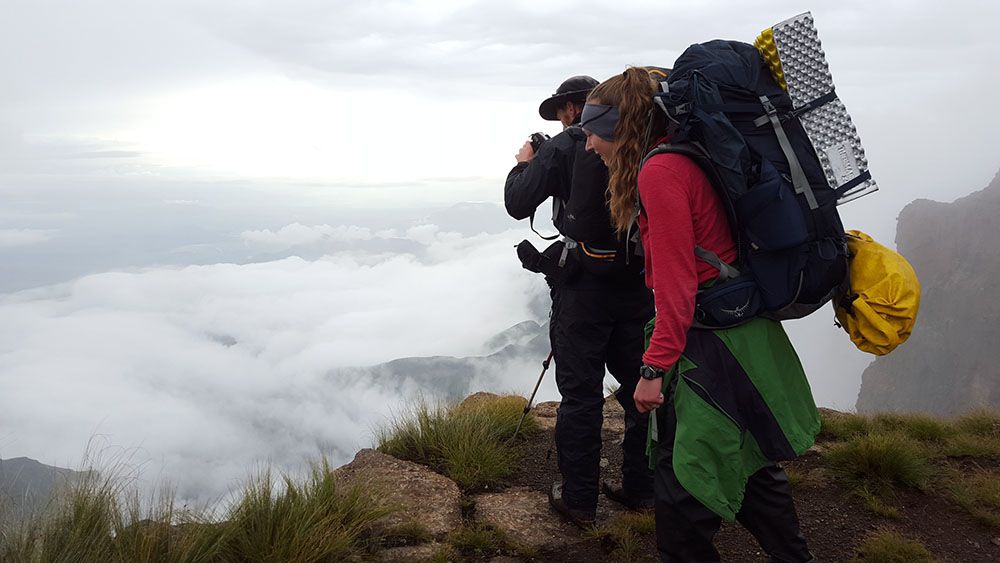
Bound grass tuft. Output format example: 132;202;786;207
954;409;1000;438
447;522;516;557
871;413;954;443
940;467;1000;528
819;411;872;440
377;394;536;492
382;521;433;546
589;511;655;562
939;433;1000;458
0;456;392;563
220;458;392;562
850;529;934;562
0;468;225;563
855;487;901;519
426;543;455;562
825;432;933;492
785;468;804;489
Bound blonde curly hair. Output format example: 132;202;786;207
588;68;666;233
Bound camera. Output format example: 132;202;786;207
529;132;550;153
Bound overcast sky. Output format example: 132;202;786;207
2;0;998;502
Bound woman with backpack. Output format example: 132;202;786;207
580;67;819;562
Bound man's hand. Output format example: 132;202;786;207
634;376;664;413
516;141;534;163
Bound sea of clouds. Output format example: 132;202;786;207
0;214;552;502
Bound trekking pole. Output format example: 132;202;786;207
510;349;554;443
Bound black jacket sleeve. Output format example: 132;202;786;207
503;132;576;221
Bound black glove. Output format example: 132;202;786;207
516;240;543;273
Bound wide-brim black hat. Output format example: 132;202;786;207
538;75;599;121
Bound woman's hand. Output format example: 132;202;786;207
634;376;665;413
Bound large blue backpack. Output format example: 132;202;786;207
643;40;858;328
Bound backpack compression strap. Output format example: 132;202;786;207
757;95;819;210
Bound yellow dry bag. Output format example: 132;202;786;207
835;230;921;355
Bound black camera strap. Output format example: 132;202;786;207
528;197;564;241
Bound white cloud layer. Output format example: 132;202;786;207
0;229;56;248
240;223;388;248
0;225;548;501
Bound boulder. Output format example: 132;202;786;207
473;486;579;552
533;396;626;436
457;391;503;410
334;449;461;538
532;400;559;431
602;396;626;440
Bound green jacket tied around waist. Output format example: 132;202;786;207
645;317;819;521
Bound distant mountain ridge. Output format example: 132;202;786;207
0;457;86;515
333;319;550;403
856;169;1000;415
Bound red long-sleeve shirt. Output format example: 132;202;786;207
638;152;737;370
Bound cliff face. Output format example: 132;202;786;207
856;171;1000;415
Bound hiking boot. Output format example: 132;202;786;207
601;480;655;511
548;481;596;529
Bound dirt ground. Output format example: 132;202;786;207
492;418;1000;562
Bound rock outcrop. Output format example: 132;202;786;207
333;449;462;538
473;487;578;552
856;170;1000;415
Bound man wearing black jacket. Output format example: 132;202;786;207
504;76;655;526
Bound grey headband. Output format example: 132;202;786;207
580;104;619;141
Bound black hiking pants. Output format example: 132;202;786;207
653;387;814;563
550;281;654;512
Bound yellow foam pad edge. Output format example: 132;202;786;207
754;27;788;92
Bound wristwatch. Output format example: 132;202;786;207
639;364;666;381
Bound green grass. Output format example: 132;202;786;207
219;458;394;562
820;409;1000;459
785;468;804;489
821;410;1000;522
459;496;476;518
855;487;901;519
589;511;656;562
821;411;954;443
819;410;873;440
382;521;433;547
425;543;455;562
0;470;226;563
825;432;933;492
939;467;1000;528
954;409;1000;438
376;394;537;492
850;530;934;562
938;432;1000;458
870;413;955;443
447;522;521;557
943;409;1000;458
0;458;392;563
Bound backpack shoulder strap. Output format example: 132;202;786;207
639;142;743;274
